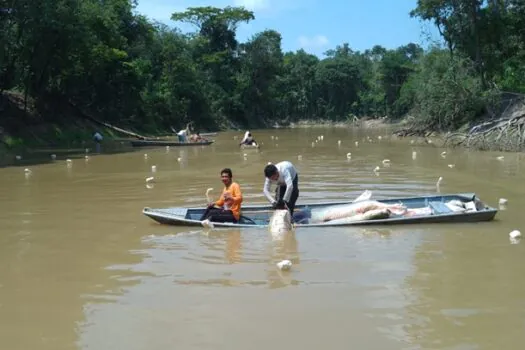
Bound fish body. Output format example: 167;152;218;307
269;209;293;238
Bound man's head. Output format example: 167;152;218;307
264;164;279;181
220;168;233;186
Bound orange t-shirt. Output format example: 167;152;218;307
215;182;243;220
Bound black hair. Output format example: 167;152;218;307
221;168;232;177
264;164;278;178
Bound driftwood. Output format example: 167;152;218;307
67;100;148;140
443;112;525;151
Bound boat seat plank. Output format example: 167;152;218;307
428;201;452;214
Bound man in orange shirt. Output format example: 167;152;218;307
200;168;243;223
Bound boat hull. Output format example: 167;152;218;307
142;193;498;228
131;140;214;147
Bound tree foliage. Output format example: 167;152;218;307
1;1;524;134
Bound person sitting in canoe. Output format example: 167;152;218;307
239;131;258;147
263;161;299;217
200;168;243;223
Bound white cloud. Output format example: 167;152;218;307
233;0;270;11
297;35;329;50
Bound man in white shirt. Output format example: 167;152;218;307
263;161;299;216
239;131;258;147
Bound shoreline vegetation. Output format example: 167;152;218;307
1;2;525;157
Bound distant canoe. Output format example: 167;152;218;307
130;140;215;147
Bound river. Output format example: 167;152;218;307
1;127;524;350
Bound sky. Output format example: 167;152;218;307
134;0;443;57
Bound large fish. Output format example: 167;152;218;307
310;200;407;223
268;209;293;239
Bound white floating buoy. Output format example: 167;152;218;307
355;141;359;147
497;156;504;161
382;159;390;165
177;157;182;162
297;155;302;161
66;159;72;163
499;198;508;205
146;176;155;183
436;177;443;190
84;155;89;161
166;146;170;151
373;166;380;173
448;164;455;168
311;142;315;147
144;153;148;159
275;136;279;140
346;153;351;159
410;140;415;144
509;230;521;239
412;151;417;160
270;136;274;140
15;155;22;160
151;165;157;172
337;140;341;146
377;136;382;140
277;260;292;271
267;161;272;165
24;168;31;174
50;154;56;160
441;151;447;158
205;188;214;203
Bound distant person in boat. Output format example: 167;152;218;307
177;124;191;143
190;132;208;143
93;131;103;153
263;161;299;216
239;131;258;147
200;168;243;223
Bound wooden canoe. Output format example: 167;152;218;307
131;140;215;147
142;193;498;228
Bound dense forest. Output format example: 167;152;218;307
1;0;525;141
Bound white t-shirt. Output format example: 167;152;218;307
263;161;298;203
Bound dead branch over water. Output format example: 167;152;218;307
394;95;525;152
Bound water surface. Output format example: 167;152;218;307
1;127;523;350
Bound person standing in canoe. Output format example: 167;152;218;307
239;131;258;147
263;161;299;216
200;168;243;223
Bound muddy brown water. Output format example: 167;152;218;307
1;127;524;350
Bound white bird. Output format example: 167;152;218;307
50;154;56;160
441;151;447;158
146;176;155;183
509;230;521;239
346;153;351;159
151;165;157;172
448;164;455;168
277;260;292;271
497;156;504;161
373;166;380;173
15;155;22;160
382;159;390;165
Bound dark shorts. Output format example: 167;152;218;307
200;207;238;223
275;174;299;214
